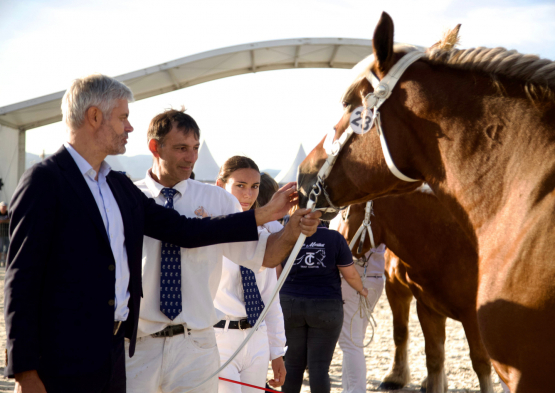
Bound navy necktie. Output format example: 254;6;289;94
241;266;265;327
160;187;182;320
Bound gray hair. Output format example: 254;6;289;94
62;74;134;130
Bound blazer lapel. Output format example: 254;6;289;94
55;146;110;245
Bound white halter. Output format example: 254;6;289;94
347;200;376;254
309;50;423;212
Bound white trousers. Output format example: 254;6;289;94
338;270;385;393
125;327;219;393
216;324;270;393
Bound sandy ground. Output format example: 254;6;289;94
273;292;506;393
0;268;506;392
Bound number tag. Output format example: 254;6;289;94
349;106;374;134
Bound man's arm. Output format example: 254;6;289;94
137;180;300;249
4;167;55;378
261;208;321;268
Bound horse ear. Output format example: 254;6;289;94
429;24;461;51
372;12;395;78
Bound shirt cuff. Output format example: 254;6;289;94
270;346;288;360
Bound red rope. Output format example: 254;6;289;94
218;377;281;392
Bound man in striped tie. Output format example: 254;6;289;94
128;108;319;393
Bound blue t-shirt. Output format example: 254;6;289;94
280;227;353;300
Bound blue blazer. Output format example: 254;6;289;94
4;146;259;378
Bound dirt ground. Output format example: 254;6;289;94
288;292;506;393
0;268;506;392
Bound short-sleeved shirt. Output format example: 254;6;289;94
280;227;353;300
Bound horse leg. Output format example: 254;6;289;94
379;274;412;390
416;301;447;393
461;315;494;393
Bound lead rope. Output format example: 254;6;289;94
183;199;318;392
345;200;379;348
350;287;379;348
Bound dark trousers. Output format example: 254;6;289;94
39;326;126;393
280;295;344;393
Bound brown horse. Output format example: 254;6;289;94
335;193;493;393
299;12;555;392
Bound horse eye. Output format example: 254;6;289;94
342;101;348;108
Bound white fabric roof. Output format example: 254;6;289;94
275;145;306;184
0;37;372;131
193;141;220;182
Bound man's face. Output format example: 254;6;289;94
97;99;133;155
155;126;200;185
0;205;6;215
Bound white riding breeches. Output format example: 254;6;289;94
216;324;270;393
124;327;219;393
338;268;385;393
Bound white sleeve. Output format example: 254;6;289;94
261;268;287;359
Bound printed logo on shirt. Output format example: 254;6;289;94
294;242;327;268
194;206;213;218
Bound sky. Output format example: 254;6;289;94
1;0;554;171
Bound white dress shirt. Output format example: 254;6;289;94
134;171;270;336
214;221;287;359
64;142;130;321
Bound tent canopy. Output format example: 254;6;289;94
0;37;372;131
194;141;220;182
275;145;306;184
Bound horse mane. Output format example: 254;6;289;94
343;40;555;105
426;46;555;102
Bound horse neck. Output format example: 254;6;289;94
402;67;555;243
373;192;477;264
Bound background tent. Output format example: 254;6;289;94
194;141;220;183
275;145;306;185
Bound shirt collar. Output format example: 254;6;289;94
144;169;188;198
64;142;111;180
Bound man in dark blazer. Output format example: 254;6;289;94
4;74;320;393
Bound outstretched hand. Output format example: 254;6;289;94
287;208;321;238
254;182;298;225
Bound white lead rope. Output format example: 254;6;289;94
350;287;378;348
183;200;316;392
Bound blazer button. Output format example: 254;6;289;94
108;299;115;306
108;265;115;271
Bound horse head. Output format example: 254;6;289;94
298;13;461;219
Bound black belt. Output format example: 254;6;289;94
213;319;251;330
151;324;189;338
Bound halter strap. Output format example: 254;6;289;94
308;51;424;211
364;50;424;182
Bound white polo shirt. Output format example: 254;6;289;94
134;171;270;336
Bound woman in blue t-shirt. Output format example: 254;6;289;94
279;224;368;393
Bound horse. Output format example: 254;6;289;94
333;193;493;393
298;11;555;392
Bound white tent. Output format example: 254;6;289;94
275;145;306;185
194;141;220;183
